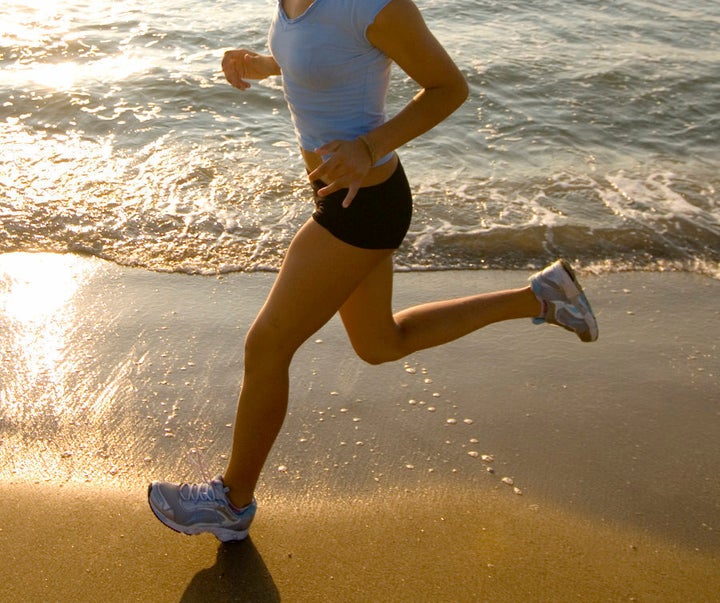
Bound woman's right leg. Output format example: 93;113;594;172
222;219;393;507
148;218;392;539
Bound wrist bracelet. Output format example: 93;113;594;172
358;134;378;166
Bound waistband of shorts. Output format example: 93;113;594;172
310;160;405;195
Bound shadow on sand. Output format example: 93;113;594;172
181;539;280;602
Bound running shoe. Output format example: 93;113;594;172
148;475;256;542
529;259;599;342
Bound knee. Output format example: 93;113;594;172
346;322;408;366
356;349;387;366
244;320;296;371
350;339;402;366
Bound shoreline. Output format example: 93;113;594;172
1;252;718;601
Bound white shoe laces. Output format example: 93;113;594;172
179;481;218;502
178;447;221;502
186;447;211;482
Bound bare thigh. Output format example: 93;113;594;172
338;255;402;363
246;219;394;360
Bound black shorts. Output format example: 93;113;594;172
311;161;413;250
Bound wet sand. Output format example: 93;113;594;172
1;252;719;601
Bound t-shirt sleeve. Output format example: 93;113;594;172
349;0;395;42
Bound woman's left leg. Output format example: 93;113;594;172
339;255;541;365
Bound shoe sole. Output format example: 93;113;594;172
147;485;250;542
558;260;599;342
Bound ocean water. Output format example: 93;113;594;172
1;0;718;276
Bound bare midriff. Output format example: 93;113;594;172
301;148;399;187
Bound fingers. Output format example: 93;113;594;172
313;173;349;197
314;179;360;207
308;139;371;205
341;183;360;208
221;50;251;90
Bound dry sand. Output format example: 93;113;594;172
1;252;718;601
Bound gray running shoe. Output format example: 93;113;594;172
148;475;256;542
530;259;599;342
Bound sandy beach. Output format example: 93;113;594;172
1;252;718;602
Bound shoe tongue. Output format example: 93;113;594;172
209;477;231;501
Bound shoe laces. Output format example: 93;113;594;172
179;480;221;503
178;447;225;503
186;447;211;482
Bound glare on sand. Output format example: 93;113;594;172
0;253;139;483
0;253;96;466
1;252;95;415
0;252;91;325
0;253;158;484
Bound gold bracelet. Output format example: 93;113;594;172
358;134;378;166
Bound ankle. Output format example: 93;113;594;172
222;478;254;511
523;285;544;318
228;496;254;513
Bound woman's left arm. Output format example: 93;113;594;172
364;0;469;158
310;0;468;205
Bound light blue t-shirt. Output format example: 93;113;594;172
268;0;394;165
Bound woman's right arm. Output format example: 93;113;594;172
221;50;281;91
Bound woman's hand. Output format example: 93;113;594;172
221;50;281;90
307;138;374;208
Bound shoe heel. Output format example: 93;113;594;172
212;527;250;542
558;260;584;301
